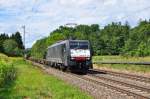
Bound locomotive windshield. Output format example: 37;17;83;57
70;42;89;49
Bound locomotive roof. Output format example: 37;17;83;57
47;40;89;49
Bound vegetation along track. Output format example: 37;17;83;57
28;59;150;99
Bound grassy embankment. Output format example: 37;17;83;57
93;56;150;73
0;54;92;99
0;53;16;88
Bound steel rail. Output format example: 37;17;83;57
87;73;150;93
72;74;150;99
91;69;150;83
94;61;150;65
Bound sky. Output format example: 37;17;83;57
0;0;150;48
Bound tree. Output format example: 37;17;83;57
31;33;65;59
123;20;150;56
10;32;24;49
3;39;22;56
0;33;9;53
100;22;130;55
91;24;100;32
30;20;150;58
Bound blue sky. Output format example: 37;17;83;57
0;0;150;48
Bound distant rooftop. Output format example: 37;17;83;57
64;23;77;28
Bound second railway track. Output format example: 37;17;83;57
91;69;150;83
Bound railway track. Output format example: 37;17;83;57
91;69;150;83
28;59;150;99
87;69;150;98
77;74;150;99
85;74;150;98
94;61;150;65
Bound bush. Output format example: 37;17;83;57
3;39;22;56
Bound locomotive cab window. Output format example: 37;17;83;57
70;42;89;49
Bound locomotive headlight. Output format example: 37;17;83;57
71;57;75;60
86;57;90;60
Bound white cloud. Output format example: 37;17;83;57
59;0;93;6
0;0;150;48
0;0;21;7
103;0;117;6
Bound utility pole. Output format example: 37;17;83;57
22;25;26;49
22;25;26;58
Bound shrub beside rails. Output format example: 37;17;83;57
0;55;16;87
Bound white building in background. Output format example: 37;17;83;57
64;23;77;28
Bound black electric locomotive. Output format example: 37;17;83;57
46;40;93;73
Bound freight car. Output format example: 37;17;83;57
46;40;93;73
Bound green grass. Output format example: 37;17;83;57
93;55;150;73
93;55;150;62
95;64;150;73
0;53;16;88
0;58;92;99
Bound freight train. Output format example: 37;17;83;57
29;40;93;73
46;40;93;73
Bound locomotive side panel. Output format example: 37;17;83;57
47;45;62;63
46;41;68;66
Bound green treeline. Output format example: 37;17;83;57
0;32;24;56
31;20;150;59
